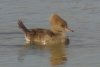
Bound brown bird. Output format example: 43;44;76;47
18;14;73;45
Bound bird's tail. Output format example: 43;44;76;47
18;19;29;33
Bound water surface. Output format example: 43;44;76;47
0;0;100;67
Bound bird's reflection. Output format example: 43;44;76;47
18;42;68;66
49;43;67;66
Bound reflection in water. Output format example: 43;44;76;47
18;42;68;67
49;43;67;66
18;43;48;61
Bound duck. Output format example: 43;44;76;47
18;14;73;45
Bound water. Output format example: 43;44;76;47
0;0;100;67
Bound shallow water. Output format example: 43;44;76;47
0;0;100;67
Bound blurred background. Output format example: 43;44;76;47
0;0;100;67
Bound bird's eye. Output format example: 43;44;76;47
61;24;65;28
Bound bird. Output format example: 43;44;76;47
18;14;73;45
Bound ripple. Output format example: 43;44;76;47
0;32;22;35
